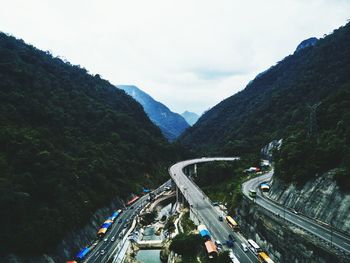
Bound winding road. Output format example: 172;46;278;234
170;157;350;262
242;170;350;256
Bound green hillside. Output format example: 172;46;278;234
180;22;350;188
0;32;182;254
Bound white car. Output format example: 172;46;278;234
100;249;105;255
104;238;108;242
241;242;248;252
111;236;115;242
215;240;223;250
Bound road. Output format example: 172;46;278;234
242;170;350;256
83;180;172;263
169;157;258;263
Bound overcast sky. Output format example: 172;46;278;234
1;0;349;114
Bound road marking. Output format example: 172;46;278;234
172;167;255;263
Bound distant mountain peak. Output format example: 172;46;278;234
295;37;318;52
181;111;200;126
118;85;189;141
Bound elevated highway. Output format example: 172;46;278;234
169;157;258;263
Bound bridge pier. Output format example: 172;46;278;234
185;164;197;178
175;185;186;208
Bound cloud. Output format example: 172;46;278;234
0;0;349;114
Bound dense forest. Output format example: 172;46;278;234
0;32;185;255
180;22;350;188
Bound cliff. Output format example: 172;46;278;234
236;197;348;262
267;170;350;234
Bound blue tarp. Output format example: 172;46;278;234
111;211;120;219
76;247;90;259
199;229;210;238
143;188;151;193
101;222;112;229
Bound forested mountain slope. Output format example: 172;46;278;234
118;85;189;141
0;32;181;255
180;22;350;187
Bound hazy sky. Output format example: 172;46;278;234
1;1;349;114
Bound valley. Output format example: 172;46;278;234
1;4;349;263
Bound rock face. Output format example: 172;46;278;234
267;170;350;234
4;198;123;263
260;139;282;161
236;198;348;263
118;85;189;141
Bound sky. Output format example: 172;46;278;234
0;1;349;115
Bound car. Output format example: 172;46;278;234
241;243;248;252
111;236;115;242
218;216;223;221
131;206;134;209
293;209;298;214
226;239;234;248
118;219;123;223
215;240;223;250
228;234;234;241
100;249;105;255
104;238;108;242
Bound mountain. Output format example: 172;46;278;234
179;22;350;187
0;32;182;255
295;37;318;52
118;85;190;141
181;111;200;126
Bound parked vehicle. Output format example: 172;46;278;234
198;224;211;240
76;247;91;261
215;240;223;250
258;252;275;263
204;240;218;259
241;242;248;252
